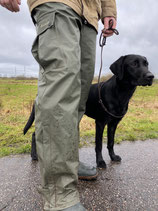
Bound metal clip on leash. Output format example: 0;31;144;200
98;19;125;119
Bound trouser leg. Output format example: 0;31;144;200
78;23;97;122
78;21;98;181
31;3;82;210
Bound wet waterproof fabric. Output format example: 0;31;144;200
27;0;117;31
31;3;96;210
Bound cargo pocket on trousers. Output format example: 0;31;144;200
31;13;56;106
31;13;56;68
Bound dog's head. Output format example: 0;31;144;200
110;55;154;86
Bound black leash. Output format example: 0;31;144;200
98;20;126;119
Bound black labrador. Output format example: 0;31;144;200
24;54;154;168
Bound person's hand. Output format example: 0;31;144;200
0;0;21;12
103;17;117;37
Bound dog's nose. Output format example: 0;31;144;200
145;72;154;80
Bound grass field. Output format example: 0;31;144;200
0;78;158;157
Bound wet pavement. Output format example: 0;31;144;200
0;139;158;211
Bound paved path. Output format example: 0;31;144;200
0;139;158;211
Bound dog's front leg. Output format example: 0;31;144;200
107;121;121;162
95;120;106;168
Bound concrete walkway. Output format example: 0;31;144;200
0;139;158;211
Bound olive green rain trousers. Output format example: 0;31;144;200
31;2;97;210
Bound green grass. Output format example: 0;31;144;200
0;78;158;156
0;78;37;157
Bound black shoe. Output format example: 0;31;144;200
78;162;98;180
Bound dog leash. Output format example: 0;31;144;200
98;20;126;119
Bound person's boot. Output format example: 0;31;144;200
60;202;86;211
78;161;98;180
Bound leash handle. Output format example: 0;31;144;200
99;19;119;47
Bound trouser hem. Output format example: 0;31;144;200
44;198;80;211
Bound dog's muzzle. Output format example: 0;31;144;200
141;72;154;86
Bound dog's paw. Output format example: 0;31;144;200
111;155;121;162
97;160;107;169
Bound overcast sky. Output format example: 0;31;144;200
0;0;158;77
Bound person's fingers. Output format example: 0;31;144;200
104;18;110;30
0;0;4;6
102;28;114;37
2;0;14;12
0;0;20;12
11;0;20;12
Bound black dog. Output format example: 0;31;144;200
24;54;154;167
85;54;154;168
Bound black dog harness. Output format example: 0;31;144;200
98;20;127;119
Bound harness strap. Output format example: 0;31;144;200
98;20;126;119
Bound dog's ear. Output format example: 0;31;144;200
110;56;126;80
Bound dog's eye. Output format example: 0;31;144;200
144;60;148;66
132;60;139;67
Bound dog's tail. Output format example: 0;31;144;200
23;103;35;135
